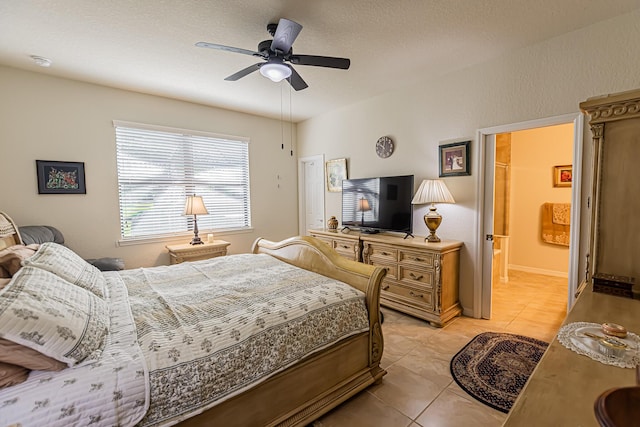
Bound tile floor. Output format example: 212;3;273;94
312;271;568;427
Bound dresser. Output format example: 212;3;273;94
308;229;462;326
361;235;462;327
503;285;640;426
166;240;230;264
307;229;361;261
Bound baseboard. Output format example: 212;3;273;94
508;264;568;278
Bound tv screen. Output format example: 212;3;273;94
341;175;414;234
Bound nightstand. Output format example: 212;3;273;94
166;240;230;265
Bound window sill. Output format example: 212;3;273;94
116;227;254;247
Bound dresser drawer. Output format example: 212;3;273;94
366;244;398;262
399;249;435;268
399;266;434;286
333;240;357;255
369;261;397;280
382;281;434;311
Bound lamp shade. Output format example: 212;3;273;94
183;195;209;216
411;179;456;205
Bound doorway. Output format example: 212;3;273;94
297;155;325;235
475;113;584;319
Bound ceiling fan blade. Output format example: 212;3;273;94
271;18;302;53
224;63;262;81
287;67;308;91
196;42;265;58
290;55;350;69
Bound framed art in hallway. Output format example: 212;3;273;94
439;140;471;177
553;165;572;187
326;158;347;192
36;160;86;194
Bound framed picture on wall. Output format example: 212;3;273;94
325;158;347;192
439;140;471;177
553;164;572;187
36;160;86;194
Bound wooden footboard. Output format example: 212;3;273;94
177;236;387;427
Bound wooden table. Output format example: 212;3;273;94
504;286;640;426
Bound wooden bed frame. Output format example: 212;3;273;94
0;211;23;250
177;236;387;426
1;213;387;426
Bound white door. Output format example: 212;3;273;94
298;155;325;235
481;134;496;319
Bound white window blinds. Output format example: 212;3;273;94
114;121;251;241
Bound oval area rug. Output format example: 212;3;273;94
449;331;548;413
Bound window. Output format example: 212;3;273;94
113;121;251;242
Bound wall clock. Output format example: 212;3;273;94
376;136;394;158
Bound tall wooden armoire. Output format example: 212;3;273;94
580;89;640;298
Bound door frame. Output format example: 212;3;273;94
297;154;325;236
473;112;584;318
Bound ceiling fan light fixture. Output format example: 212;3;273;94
260;60;291;82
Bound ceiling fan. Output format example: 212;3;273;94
195;18;350;91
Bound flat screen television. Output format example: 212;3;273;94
341;175;414;235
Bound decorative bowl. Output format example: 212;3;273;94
601;322;627;339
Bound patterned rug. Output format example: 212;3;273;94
450;332;548;413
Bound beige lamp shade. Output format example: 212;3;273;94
184;195;209;216
184;195;208;245
411;180;455;242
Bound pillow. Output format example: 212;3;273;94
0;244;39;277
0;266;109;367
0;338;66;371
23;242;105;298
0;361;29;389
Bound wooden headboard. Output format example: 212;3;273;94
0;211;22;250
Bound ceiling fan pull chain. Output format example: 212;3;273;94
280;83;285;150
289;83;293;156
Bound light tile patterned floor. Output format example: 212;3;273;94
312;271;568;427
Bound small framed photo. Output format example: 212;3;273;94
553;165;572;187
325;158;347;192
36;160;86;194
439;140;471;177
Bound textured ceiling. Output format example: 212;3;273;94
1;1;639;122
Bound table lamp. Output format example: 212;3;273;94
411;179;455;242
184;194;209;245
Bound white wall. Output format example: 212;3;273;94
297;9;640;314
509;124;573;276
0;66;299;268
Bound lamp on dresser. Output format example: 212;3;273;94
184;194;209;245
411;179;455;242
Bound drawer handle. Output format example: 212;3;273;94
409;291;424;298
409;273;424;281
340;244;349;249
382;285;390;291
380;251;390;256
409;256;424;262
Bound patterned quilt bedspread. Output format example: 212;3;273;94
0;252;369;427
123;252;369;426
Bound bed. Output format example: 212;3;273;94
0;212;386;427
